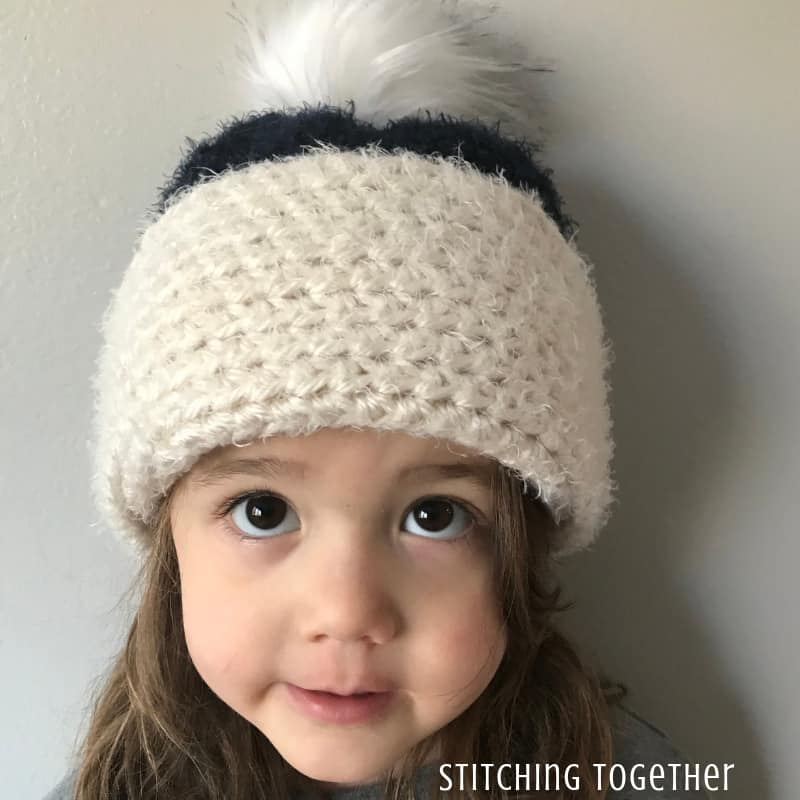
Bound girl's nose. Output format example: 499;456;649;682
298;529;400;646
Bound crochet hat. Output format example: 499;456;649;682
89;0;616;561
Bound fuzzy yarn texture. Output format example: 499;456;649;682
90;141;615;559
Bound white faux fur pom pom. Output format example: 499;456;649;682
230;0;541;135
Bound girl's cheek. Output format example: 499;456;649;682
181;587;267;699
428;557;501;637
447;590;505;652
182;586;231;668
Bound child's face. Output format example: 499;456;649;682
170;427;507;786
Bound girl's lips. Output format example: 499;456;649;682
285;683;396;724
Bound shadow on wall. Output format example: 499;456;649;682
553;180;769;800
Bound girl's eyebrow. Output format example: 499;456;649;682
191;456;493;492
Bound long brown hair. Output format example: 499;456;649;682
70;458;623;799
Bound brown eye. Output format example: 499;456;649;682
404;498;475;541
230;493;300;538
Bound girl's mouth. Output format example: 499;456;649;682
285;683;396;724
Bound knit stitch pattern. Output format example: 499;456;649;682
90;142;616;560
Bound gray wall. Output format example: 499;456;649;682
3;1;797;798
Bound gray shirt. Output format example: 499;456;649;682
43;704;711;799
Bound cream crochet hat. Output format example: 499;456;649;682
89;0;616;560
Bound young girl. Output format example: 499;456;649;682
45;1;709;798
